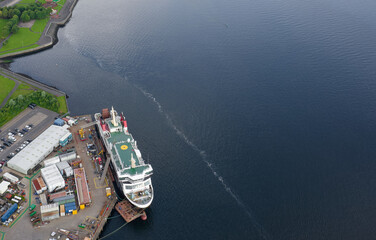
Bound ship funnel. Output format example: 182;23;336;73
131;153;136;168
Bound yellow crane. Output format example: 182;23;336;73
79;128;85;139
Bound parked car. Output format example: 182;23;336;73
22;128;28;132
28;104;35;109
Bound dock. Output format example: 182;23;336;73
115;200;146;223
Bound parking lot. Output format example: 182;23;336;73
0;107;59;163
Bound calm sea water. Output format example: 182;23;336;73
9;0;376;239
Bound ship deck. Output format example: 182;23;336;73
104;120;152;176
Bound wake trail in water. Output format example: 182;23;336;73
136;85;271;240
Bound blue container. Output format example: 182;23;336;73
64;202;76;208
1;203;18;222
54;118;65;126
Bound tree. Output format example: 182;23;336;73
8;99;15;107
16;5;25;12
2;9;8;18
29;11;36;20
10;15;18;25
11;25;19;34
41;91;46;98
35;10;43;20
12;9;21;17
2;27;10;38
20;12;30;22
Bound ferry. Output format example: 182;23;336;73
94;107;153;208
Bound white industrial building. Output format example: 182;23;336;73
3;172;19;184
56;161;73;177
7;125;70;174
0;181;10;194
41;165;65;192
43;156;61;167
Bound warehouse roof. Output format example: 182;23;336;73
7;125;70;174
0;181;10;195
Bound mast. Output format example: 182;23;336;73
111;106;118;127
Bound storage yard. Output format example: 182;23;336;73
0;112;118;240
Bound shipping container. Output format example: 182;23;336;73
14;196;21;200
49;191;67;201
60;205;65;217
11;198;19;203
54;197;75;205
54;118;65;126
1;203;18;222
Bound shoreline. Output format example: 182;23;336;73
0;0;79;59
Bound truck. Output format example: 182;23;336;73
29;204;36;211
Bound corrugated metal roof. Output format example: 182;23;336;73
40;203;59;213
41;165;65;192
7;125;70;174
56;161;70;171
0;181;10;194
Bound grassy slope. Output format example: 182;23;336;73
0;28;40;52
0;44;39;55
0;76;15;103
31;18;49;32
57;95;68;114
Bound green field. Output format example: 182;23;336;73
0;76;15;104
31;18;49;33
9;83;34;100
57;95;68;114
0;28;41;53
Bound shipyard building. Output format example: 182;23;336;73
7;125;71;174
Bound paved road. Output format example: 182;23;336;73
0;107;58;160
0;0;21;7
